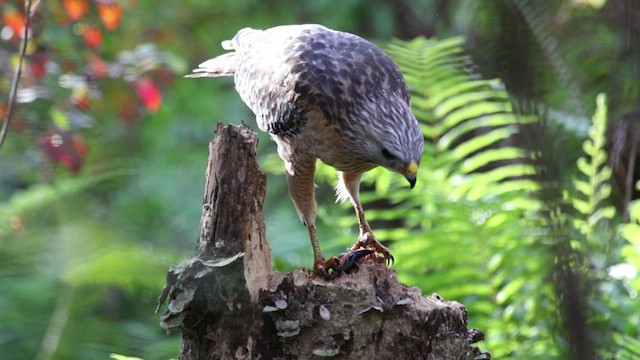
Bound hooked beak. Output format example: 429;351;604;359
404;161;418;189
405;174;417;189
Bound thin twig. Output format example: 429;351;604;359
624;130;639;222
0;0;34;151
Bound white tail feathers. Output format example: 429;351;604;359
186;28;260;78
185;52;238;78
221;39;233;50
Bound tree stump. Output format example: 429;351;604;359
157;123;489;360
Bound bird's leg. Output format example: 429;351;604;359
306;222;326;273
350;198;394;265
337;172;394;265
282;155;334;275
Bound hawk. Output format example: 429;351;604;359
188;24;424;277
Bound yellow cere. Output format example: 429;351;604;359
406;161;418;175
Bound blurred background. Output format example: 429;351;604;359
1;0;639;359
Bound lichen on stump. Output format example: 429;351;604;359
261;262;486;359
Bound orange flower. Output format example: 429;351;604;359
62;0;89;21
97;2;122;31
2;7;25;35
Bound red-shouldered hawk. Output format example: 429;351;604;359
188;24;424;278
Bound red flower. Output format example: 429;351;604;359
39;131;88;173
82;25;103;48
132;78;162;113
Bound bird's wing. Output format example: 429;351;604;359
213;25;411;136
230;26;314;135
289;26;411;123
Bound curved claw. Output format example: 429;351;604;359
317;267;334;280
352;231;394;267
385;252;395;267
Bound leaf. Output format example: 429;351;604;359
496;277;526;305
448;126;519;159
50;106;71;131
62;246;170;290
110;354;144;360
619;225;640;243
440;114;526;150
572;198;590;215
439;102;511;133
459;147;525;174
629;200;640;223
576;157;591;176
573;179;592;198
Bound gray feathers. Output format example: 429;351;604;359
188;24;412;137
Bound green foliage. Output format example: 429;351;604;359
63;245;177;292
0;170;127;236
2;1;639;359
380;36;556;359
542;94;620;358
614;193;640;358
614;333;640;360
340;37;635;360
567;94;616;242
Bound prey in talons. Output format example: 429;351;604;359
317;248;377;279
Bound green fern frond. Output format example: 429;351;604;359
619;196;640;243
614;332;640;360
569;93;615;241
618;191;640;308
386;38;538;175
379;36;555;358
63;245;179;292
385;36;541;200
0;170;129;236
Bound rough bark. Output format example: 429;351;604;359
157;123;489;360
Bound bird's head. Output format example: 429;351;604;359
356;93;425;188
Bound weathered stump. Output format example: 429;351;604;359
157;123;488;359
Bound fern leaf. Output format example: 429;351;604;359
0;170;129;236
447;126;519;159
63;245;179;292
570;93;615;240
383;36;553;359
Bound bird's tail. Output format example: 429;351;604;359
185;28;258;78
185;51;239;78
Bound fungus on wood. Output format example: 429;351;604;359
157;123;489;359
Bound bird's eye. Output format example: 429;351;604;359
381;148;395;160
